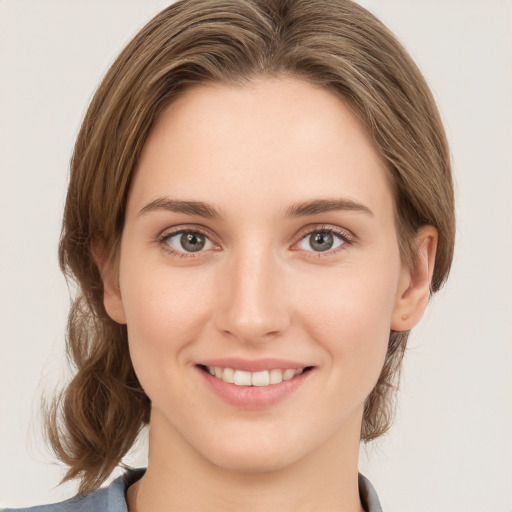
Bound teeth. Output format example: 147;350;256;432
251;370;270;387
234;370;252;386
222;367;235;383
205;366;307;387
269;369;283;385
283;369;295;381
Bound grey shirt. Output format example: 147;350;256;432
2;469;383;512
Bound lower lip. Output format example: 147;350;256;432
197;367;312;410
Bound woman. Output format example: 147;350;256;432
3;0;455;510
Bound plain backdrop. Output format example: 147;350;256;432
0;1;511;510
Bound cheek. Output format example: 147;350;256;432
119;261;216;383
298;263;399;383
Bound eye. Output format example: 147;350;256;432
297;229;348;253
161;230;214;255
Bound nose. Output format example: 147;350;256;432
214;246;291;344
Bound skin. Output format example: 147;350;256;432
100;77;437;512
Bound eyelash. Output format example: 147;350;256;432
295;224;354;257
158;226;216;259
157;224;354;259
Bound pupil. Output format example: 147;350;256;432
310;232;333;252
181;232;205;252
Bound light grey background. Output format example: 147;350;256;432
1;0;511;510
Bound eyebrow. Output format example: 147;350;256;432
138;198;223;220
138;197;373;220
284;198;373;218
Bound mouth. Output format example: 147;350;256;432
197;364;314;387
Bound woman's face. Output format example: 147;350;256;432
105;77;416;472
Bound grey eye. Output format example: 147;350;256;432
164;231;212;253
180;232;206;252
298;231;345;252
310;232;333;251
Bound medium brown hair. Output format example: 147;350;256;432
48;0;455;493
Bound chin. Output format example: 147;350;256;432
205;442;299;475
196;417;338;476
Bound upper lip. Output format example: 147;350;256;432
196;357;312;372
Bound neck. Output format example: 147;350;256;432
127;410;365;512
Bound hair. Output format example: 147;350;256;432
47;0;455;494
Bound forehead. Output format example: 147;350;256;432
130;77;393;220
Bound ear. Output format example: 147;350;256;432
92;243;127;325
391;226;438;332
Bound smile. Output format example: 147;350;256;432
196;358;315;408
200;365;307;387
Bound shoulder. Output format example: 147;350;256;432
1;489;108;512
358;473;383;512
1;469;145;512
